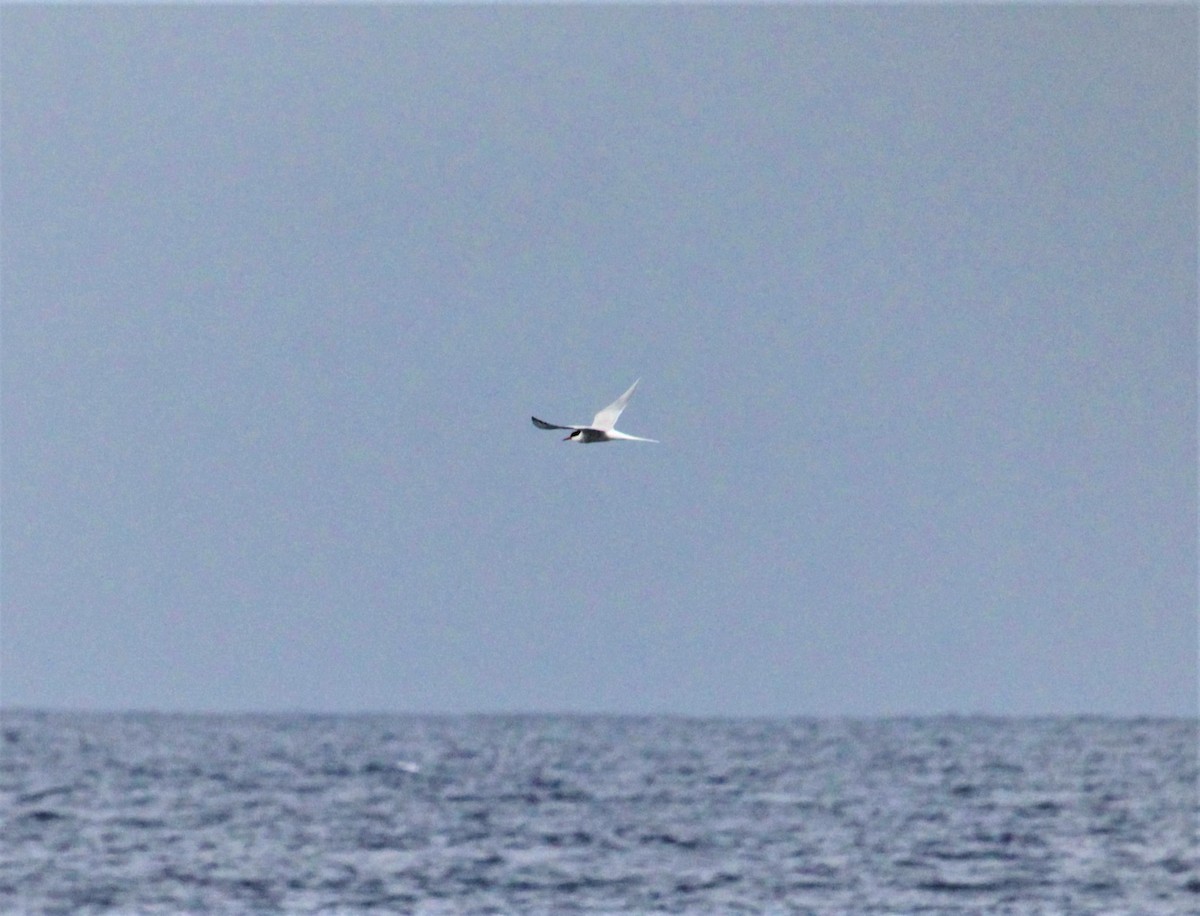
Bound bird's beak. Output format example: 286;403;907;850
562;434;572;441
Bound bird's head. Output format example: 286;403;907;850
563;430;583;443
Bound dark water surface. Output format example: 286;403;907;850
2;712;1196;913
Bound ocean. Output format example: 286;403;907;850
2;712;1196;914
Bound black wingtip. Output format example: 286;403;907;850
533;416;573;431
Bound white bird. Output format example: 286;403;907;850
532;379;658;444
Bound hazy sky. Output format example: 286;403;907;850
3;5;1195;717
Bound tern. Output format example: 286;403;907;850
532;379;658;444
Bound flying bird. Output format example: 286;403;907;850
532;379;658;443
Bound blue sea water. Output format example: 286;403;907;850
1;712;1196;914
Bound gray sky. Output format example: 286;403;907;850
3;6;1195;717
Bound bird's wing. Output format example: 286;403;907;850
590;379;640;431
532;416;579;431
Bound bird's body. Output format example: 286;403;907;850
532;379;658;444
